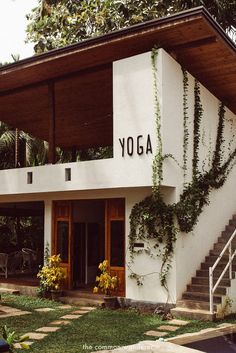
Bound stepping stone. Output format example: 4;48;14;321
24;332;48;340
35;308;55;312
80;306;96;311
36;326;60;333
60;314;82;319
0;311;31;318
145;330;168;337
167;319;189;326
218;323;234;328
57;305;72;309
158;325;179;332
13;341;34;349
71;310;90;314
0;305;21;313
50;320;71;326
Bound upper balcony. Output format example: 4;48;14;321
0;7;235;196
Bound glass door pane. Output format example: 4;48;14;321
57;221;69;263
110;220;124;267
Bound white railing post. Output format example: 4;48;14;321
209;266;213;314
229;243;232;280
209;228;236;314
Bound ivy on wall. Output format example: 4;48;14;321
182;68;189;181
129;48;236;288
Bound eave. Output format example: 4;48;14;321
0;6;235;149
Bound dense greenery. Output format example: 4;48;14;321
0;215;44;254
129;49;236;288
26;0;236;53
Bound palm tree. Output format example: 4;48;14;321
0;122;16;169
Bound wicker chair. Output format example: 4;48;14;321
22;248;38;272
8;251;23;274
0;253;8;278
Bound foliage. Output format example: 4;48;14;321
151;46;163;192
1;293;235;353
176;102;236;233
129;48;178;287
93;260;118;296
192;79;203;179
37;254;66;292
26;0;236;54
129;194;177;287
0;215;44;254
129;48;236;289
1;325;29;351
182;68;189;180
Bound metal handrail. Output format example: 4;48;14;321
209;228;236;314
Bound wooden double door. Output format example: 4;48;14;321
52;199;125;296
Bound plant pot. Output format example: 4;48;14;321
50;290;62;301
103;296;118;309
44;290;52;299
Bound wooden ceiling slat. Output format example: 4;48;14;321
0;7;234;151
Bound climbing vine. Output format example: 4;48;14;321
151;46;163;192
129;47;236;289
129;48;177;288
192;79;203;180
182;68;189;180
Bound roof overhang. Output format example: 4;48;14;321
0;6;235;149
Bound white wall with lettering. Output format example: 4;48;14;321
113;51;157;161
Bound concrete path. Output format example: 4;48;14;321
92;340;204;353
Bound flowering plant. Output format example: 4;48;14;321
93;260;118;296
37;254;65;292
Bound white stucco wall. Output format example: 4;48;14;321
160;51;236;300
113;49;236;303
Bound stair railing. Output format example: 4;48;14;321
209;228;236;314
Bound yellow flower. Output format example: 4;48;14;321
93;286;98;293
94;259;118;295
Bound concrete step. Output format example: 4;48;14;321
201;262;236;271
217;237;236;245
196;269;233;279
0;287;20;295
224;224;236;233
0;283;37;296
192;276;230;287
205;255;236;264
229;218;236;226
59;296;103;306
171;307;215;321
63;290;104;300
209;249;229;257
221;230;236;238
182;291;222;304
187;284;226;295
176;299;217;312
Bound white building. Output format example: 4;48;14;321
0;7;235;320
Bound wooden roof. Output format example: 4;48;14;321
0;6;235;149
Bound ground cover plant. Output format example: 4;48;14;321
0;294;236;352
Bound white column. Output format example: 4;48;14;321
44;200;53;259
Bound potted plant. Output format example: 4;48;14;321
37;254;66;300
2;325;29;352
93;259;118;309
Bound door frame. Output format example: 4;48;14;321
52;201;73;289
105;198;126;297
52;198;126;294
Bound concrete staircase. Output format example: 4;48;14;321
171;215;236;321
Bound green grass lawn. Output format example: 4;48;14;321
0;294;235;353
